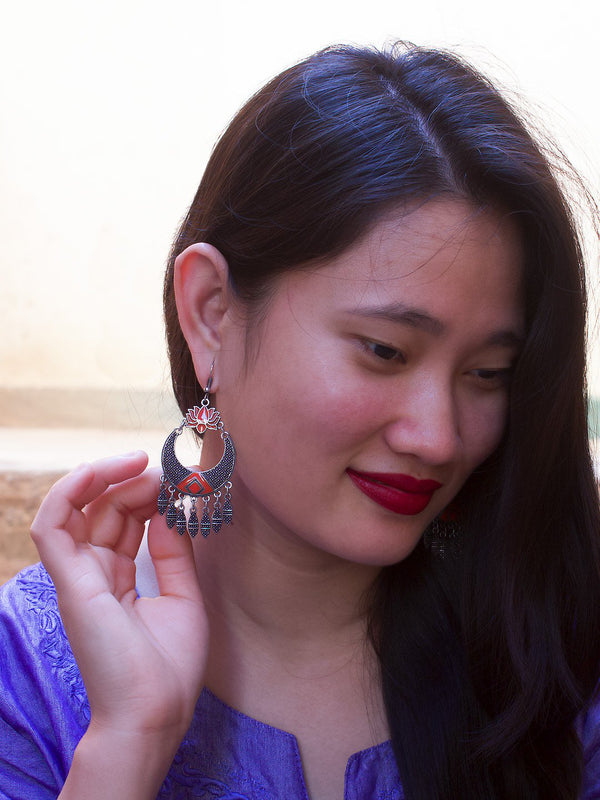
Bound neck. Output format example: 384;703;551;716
194;515;380;642
192;489;382;711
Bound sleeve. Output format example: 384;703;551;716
580;688;600;799
0;564;89;800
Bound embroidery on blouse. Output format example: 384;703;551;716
16;563;90;724
158;732;271;800
159;772;250;800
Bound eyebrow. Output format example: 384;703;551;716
348;302;524;349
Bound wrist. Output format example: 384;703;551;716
60;722;183;800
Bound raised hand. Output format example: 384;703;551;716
30;452;209;797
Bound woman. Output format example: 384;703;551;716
1;43;599;799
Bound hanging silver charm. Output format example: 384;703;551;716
157;367;236;539
165;492;177;529
187;498;199;538
157;482;170;515
212;491;223;533
175;500;187;537
222;482;233;525
200;496;211;538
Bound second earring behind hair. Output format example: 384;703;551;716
423;506;462;559
157;366;236;538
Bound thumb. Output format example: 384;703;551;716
147;513;202;603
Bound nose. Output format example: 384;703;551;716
383;377;461;467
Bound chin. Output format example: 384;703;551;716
324;531;425;568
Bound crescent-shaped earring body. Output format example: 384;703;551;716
160;427;236;496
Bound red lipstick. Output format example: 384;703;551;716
347;469;442;515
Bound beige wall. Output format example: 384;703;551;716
2;0;599;402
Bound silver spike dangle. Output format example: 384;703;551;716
175;498;187;537
222;482;233;525
212;491;223;533
156;363;236;539
157;481;170;515
187;498;199;538
165;487;177;530
200;496;211;538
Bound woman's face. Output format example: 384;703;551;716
214;199;524;566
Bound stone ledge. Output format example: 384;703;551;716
0;424;199;585
0;470;64;584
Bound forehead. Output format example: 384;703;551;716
341;199;519;276
282;199;524;319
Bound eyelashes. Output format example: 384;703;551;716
359;338;515;388
362;340;406;363
468;367;513;389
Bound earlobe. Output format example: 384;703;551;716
174;243;231;389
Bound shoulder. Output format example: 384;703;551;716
0;564;89;799
0;562;89;721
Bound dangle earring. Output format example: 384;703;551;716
423;504;462;559
157;362;236;538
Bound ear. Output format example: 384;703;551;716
174;243;231;391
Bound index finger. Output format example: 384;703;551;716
31;451;149;553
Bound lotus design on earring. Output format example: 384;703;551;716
185;405;221;434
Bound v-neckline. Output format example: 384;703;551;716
161;687;403;800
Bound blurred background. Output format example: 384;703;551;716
1;0;599;579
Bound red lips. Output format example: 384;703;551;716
346;469;442;515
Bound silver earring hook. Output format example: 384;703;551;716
204;360;215;397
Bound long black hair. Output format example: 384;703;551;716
164;44;600;797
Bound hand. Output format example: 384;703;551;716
31;452;208;743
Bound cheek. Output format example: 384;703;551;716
463;396;509;468
257;344;373;446
277;377;376;453
223;348;369;472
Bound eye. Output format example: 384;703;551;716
469;367;513;389
363;340;406;363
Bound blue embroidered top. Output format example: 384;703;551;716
1;563;600;799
